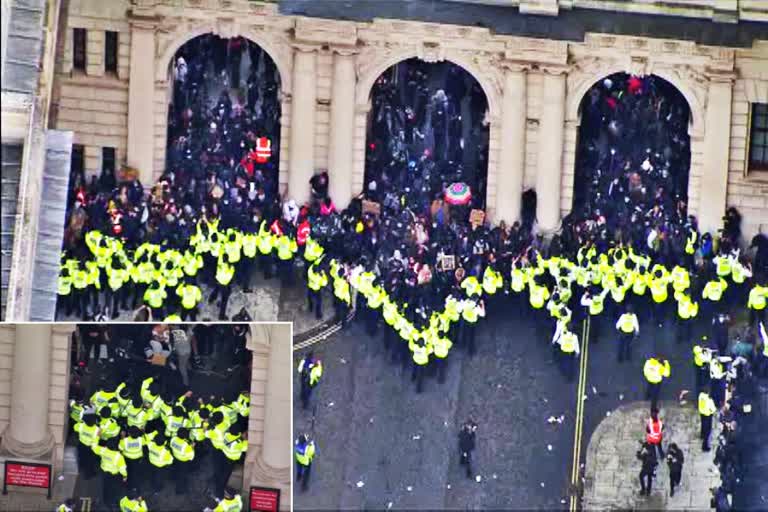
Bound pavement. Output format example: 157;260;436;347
583;402;720;511
292;293;761;510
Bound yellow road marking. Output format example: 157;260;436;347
570;316;590;512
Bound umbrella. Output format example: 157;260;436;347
445;182;471;205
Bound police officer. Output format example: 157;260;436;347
712;312;730;354
216;424;248;497
92;437;128;506
698;391;717;451
176;281;202;321
615;304;639;363
213;487;243;512
211;253;235;320
458;419;477;479
459;298;484;356
553;322;579;382
119;426;145;491
692;340;712;395
306;261;328;320
410;337;431;393
332;263;351;327
146;433;173;493
709;357;727;408
56;498;76;512
73;413;100;478
643;356;671;411
295;433;316;491
297;353;322;410
119;489;148;512
170;427;195;495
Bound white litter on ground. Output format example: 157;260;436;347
492;474;497;480
356;481;364;488
407;486;413;492
619;393;624;400
592;386;597;394
540;482;545;488
475;475;482;483
412;434;421;440
547;444;553;451
328;402;335;407
387;502;393;509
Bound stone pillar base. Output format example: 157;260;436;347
0;426;55;460
246;455;291;510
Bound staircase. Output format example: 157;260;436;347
0;144;23;320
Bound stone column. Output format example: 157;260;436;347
698;76;734;234
328;48;357;209
496;64;528;224
246;324;290;509
259;326;290;470
287;45;317;204
1;325;54;458
127;21;156;186
535;68;567;233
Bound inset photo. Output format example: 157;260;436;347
0;323;290;512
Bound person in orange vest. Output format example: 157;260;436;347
645;408;665;460
255;137;271;163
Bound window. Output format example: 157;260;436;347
102;147;116;174
71;145;84;178
748;103;768;172
105;31;118;74
73;28;86;71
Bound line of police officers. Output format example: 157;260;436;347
58;217;300;321
69;375;249;511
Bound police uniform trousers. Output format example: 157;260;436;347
78;442;97;479
102;471;124;506
646;382;662;411
701;414;713;451
214;452;238;497
411;361;426;393
307;288;323;320
173;459;191;494
181;306;199;322
296;461;312;489
238;258;254;291
711;378;726;408
125;458;144;491
434;355;447;383
558;350;576;382
589;314;601;343
675;316;692;344
694;364;710;395
618;332;633;362
334;299;348;327
300;378;315;410
365;304;378;337
278;258;294;287
149;463;167;492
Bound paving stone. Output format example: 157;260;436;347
583;402;720;510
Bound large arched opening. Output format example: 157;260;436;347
362;57;490;211
164;33;282;197
571;72;692;233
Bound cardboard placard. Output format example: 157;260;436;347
469;209;485;227
151;353;167;366
362;200;381;217
439;255;455;271
250;486;280;512
3;461;52;499
118;165;139;182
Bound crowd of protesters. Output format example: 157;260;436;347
68;325;251;511
363;59;490;210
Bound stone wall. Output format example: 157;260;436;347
52;0;131;176
0;325;13;436
727;42;768;239
0;325;73;478
48;0;768;239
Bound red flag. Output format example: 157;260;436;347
297;220;310;245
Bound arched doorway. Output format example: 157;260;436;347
165;33;282;197
363;58;490;210
572;72;691;233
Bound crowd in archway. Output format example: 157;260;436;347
566;73;694;260
58;34;284;320
364;59;490;210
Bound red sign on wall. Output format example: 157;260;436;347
3;461;52;498
250;486;280;512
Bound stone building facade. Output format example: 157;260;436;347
0;323;291;509
48;0;768;236
2;0;767;319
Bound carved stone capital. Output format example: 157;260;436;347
292;42;320;54
501;60;531;74
330;45;359;57
537;64;569;76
